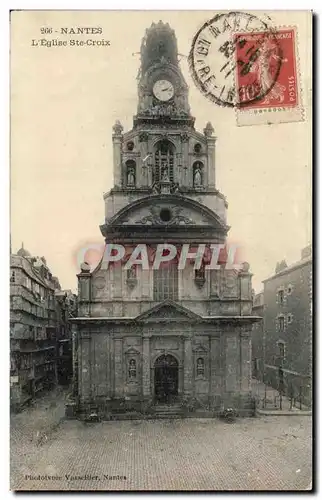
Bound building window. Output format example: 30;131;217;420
277;341;285;361
278;289;284;304
154;140;174;184
153;264;178;301
10;271;15;283
287;284;293;294
194;143;202;154
278;315;285;332
126;141;134;151
287;313;293;324
196;358;205;377
128;359;137;380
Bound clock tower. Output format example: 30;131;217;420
73;21;258;421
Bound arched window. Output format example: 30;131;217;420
193;161;203;187
154;140;175;184
125;160;136;187
196;357;205;376
128;359;137;379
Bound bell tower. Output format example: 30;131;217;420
135;21;192;122
105;20;223;224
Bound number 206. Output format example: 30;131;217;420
40;27;52;34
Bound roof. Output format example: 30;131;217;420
17;242;31;258
263;255;312;283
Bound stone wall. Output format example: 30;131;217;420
76;322;253;415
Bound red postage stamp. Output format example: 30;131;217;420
235;27;303;125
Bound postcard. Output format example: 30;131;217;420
10;10;312;491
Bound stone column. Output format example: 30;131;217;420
114;338;123;398
139;133;149;187
142;336;151;397
181;134;190;187
240;329;252;392
184;336;193;397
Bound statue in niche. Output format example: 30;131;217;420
127;167;135;186
193;163;203;187
161;167;170;182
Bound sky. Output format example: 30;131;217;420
10;10;312;293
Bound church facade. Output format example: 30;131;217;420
72;22;259;419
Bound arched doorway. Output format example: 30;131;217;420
154;354;179;403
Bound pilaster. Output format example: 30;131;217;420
225;335;239;392
210;335;221;395
240;329;252;392
114;338;123;398
184;336;193;396
206;137;216;188
143;337;151;397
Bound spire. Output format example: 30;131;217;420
17;242;31;258
140;21;178;75
204;122;214;137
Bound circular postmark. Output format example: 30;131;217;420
188;12;284;108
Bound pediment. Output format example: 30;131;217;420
124;346;141;355
135;300;202;323
193;343;208;353
106;194;227;231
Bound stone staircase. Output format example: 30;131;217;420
150;402;184;419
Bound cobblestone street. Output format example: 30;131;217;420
10;392;312;491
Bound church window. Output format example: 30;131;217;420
193;161;203;187
125;160;136;187
153;263;178;301
128;359;137;379
154;140;174;184
126;141;134;151
196;357;205;376
194;143;202;154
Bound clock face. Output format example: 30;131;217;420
153;80;174;102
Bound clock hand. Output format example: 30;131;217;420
162;87;171;92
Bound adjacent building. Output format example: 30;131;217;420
260;245;312;405
10;244;75;410
72;22;259;419
251;291;264;379
55;289;77;385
